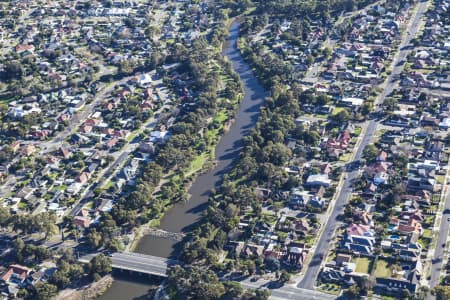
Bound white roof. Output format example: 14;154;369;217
342;97;364;106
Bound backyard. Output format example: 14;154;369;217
355;257;373;274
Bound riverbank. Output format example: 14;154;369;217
55;275;113;300
101;16;269;299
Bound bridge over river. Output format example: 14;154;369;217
79;252;180;277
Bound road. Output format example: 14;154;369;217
39;76;132;155
298;120;378;289
239;278;336;300
303;0;384;83
79;252;180;277
298;0;430;289
430;166;450;288
70;105;163;216
375;0;430;106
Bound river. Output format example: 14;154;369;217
99;20;268;299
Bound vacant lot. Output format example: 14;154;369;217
374;259;392;278
355;257;372;274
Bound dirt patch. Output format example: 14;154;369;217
56;275;113;300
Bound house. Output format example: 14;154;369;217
96;198;113;213
293;219;310;235
289;188;311;208
15;44;35;55
242;244;264;258
284;247;305;268
341;235;375;254
365;161;392;177
421;116;440;127
73;216;91;229
321;163;332;175
321;267;345;283
79;124;93;134
353;209;373;225
346;223;374;237
136;73;152;87
20;145;36;156
407;177;435;192
254;187;272;200
374;171;389;185
335;254;352;267
305;174;331;187
76;172;90;184
59;147;71;159
376;277;417;294
324;130;351;157
377;150;388;161
390;217;422;235
1;264;31;286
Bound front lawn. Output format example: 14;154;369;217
318;283;341;296
423;229;433;239
355;257;372;274
374;259;392;278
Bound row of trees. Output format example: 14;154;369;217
167;265;269;300
86;14;244;252
0;209;58;239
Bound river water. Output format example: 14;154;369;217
99;20;268;299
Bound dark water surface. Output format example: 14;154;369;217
97;272;162;300
135;20;268;259
101;20;268;298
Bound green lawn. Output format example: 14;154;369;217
353;127;362;136
419;237;431;249
185;153;207;177
332;107;346;115
339;152;351;162
374;259;392;278
103;180;115;190
355;257;372;274
214;109;228;123
423;229;433;239
318;284;341;296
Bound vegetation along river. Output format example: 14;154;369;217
100;20;268;299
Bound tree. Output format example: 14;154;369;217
86;228;102;249
2;61;24;81
264;257;280;271
213;229;227;250
223;281;243;297
331;108;350;125
279;271;290;283
323;47;332;59
433;286;450;300
363;144;378;162
89;254;112;279
33;282;58;300
344;285;360;299
0;206;10;227
247;260;256;275
244;289;270;300
167;265;225;299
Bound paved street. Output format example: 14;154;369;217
298;120;377;289
298;0;430;289
374;0;430;106
239;278;336;300
70;104;163;216
430;169;450;288
79;252;180;277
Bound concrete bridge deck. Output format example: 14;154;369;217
79;251;180;277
